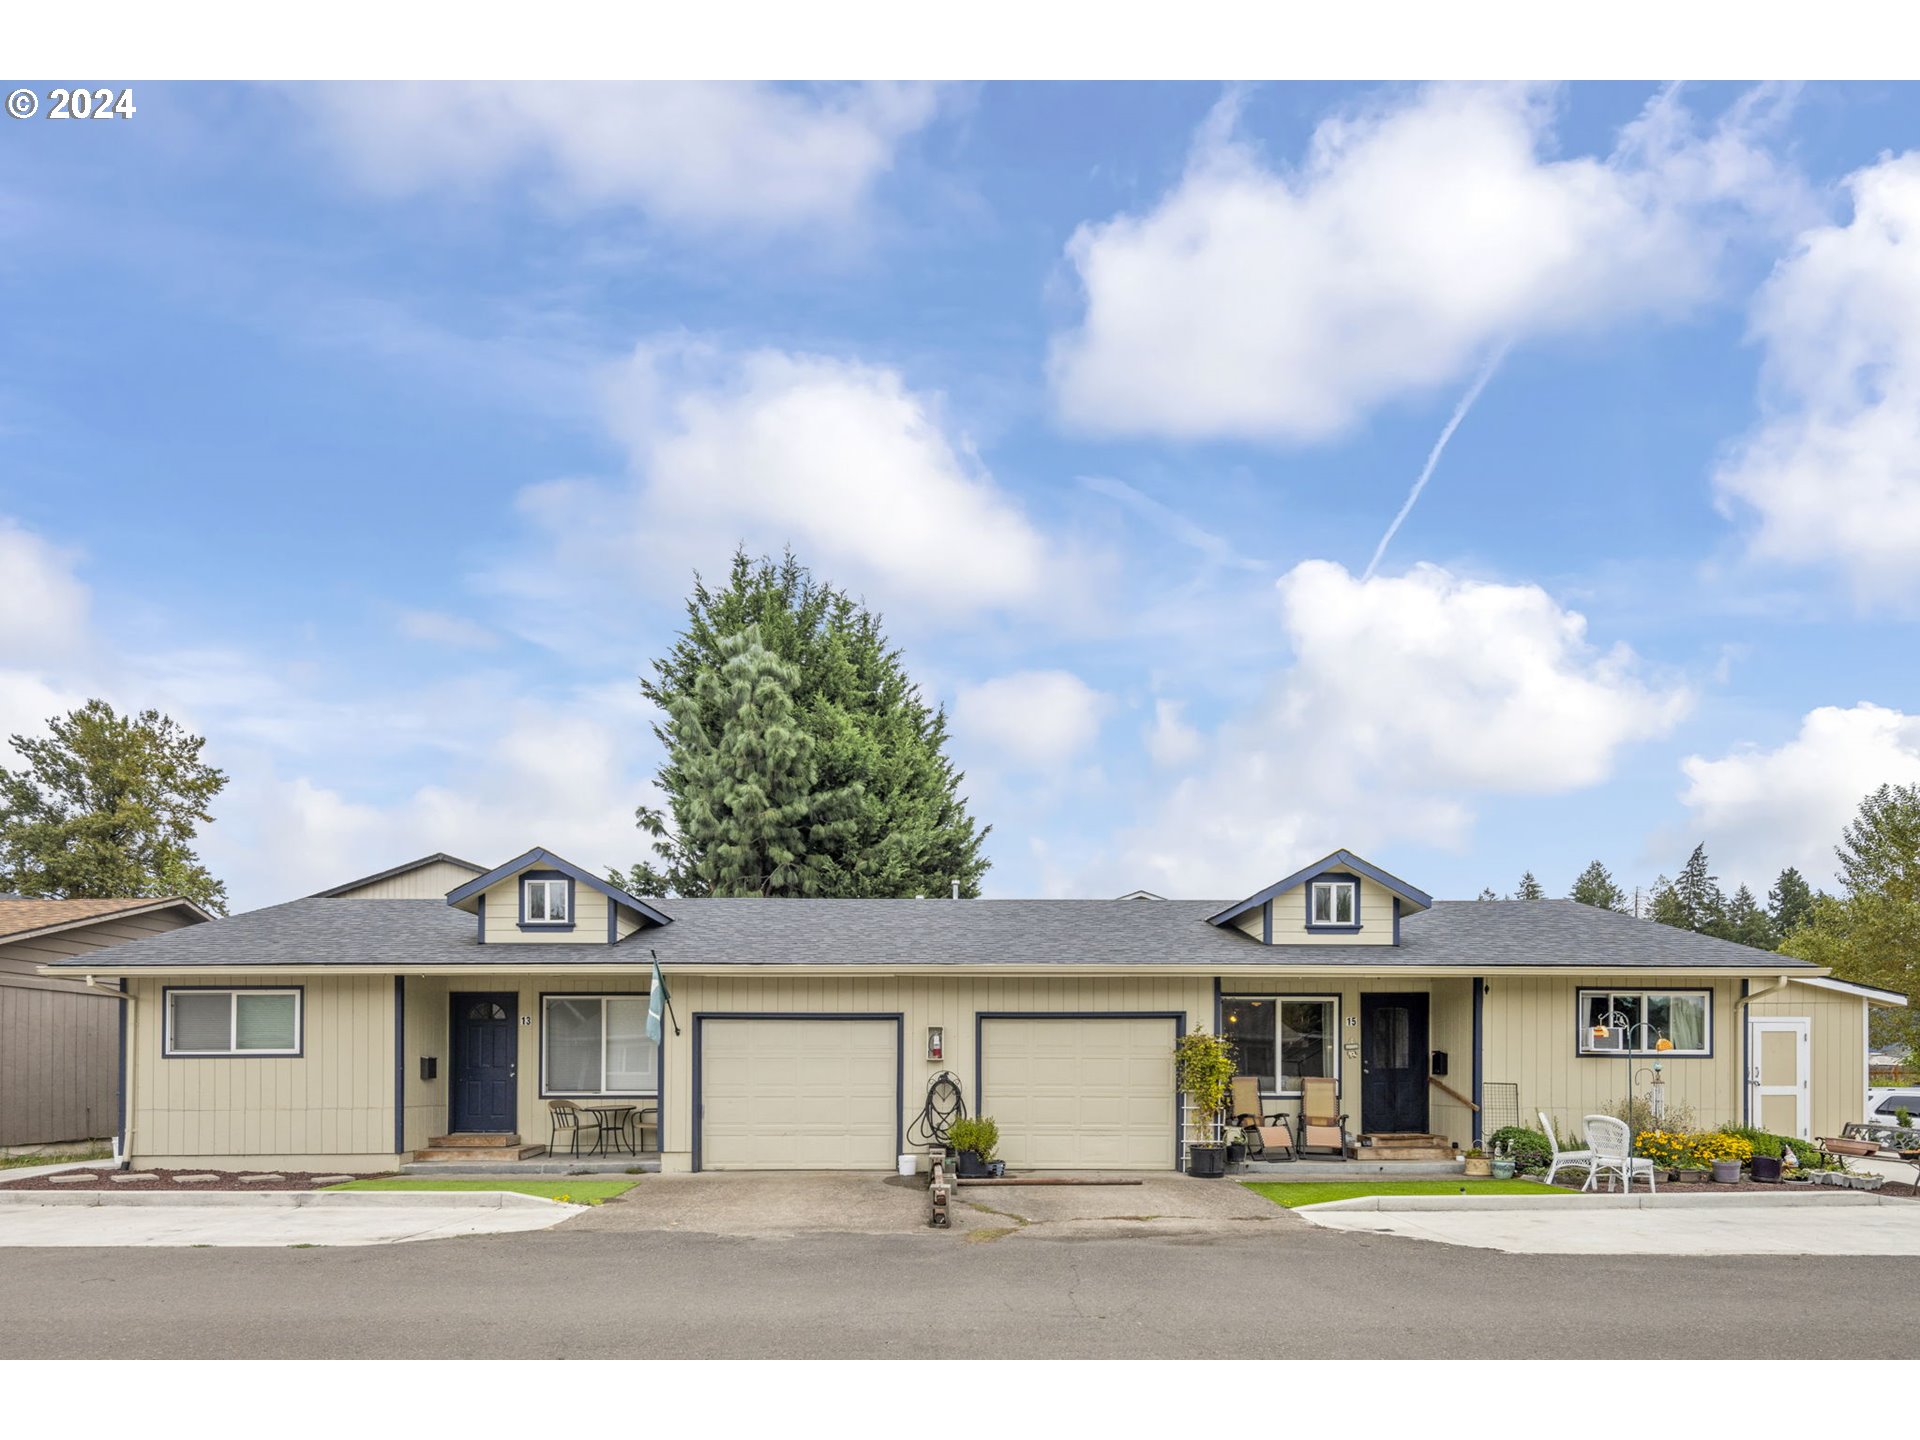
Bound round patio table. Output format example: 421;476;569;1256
583;1104;637;1156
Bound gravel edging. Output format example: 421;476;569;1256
0;1169;395;1193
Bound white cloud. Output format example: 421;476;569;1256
1714;152;1920;602
301;82;939;231
398;609;499;650
1679;702;1920;889
1051;83;1802;442
495;337;1060;628
1144;698;1203;768
1099;560;1690;895
953;670;1107;769
0;512;662;910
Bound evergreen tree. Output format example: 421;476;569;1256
1515;871;1544;900
1723;884;1775;950
1646;874;1686;929
1569;859;1627;912
1786;784;1920;1053
633;627;860;897
0;699;229;913
1767;866;1817;939
1477;888;1499;901
623;551;990;897
1655;843;1728;937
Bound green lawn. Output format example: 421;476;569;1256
1;1149;109;1170
1243;1178;1573;1208
323;1178;637;1205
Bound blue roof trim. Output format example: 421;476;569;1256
1206;849;1433;928
446;847;673;929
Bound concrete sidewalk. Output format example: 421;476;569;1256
1298;1192;1920;1254
0;1189;580;1247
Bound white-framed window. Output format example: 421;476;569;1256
523;876;570;925
1222;996;1339;1095
1578;989;1711;1056
543;995;657;1095
164;988;302;1057
1309;880;1358;927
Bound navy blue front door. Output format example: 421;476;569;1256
450;993;518;1133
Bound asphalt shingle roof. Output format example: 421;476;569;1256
41;895;1819;972
0;896;204;943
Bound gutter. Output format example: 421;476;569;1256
84;976;134;1170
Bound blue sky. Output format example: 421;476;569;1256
2;80;1918;911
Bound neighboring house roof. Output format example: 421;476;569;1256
0;896;214;946
1207;849;1435;928
444;846;674;928
309;852;487;898
41;894;1823;973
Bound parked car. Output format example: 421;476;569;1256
1864;1087;1920;1127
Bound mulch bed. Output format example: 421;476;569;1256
0;1169;397;1192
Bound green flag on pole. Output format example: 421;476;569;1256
647;952;676;1042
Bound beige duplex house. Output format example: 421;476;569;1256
41;846;1903;1173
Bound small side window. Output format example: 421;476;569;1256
1309;881;1358;927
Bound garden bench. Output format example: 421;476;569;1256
1822;1124;1920;1195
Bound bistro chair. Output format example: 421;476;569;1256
1231;1076;1294;1162
547;1098;602;1158
1294;1076;1349;1160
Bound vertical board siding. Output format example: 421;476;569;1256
327;860;482;900
480;876;612;944
1749;981;1868;1139
0;984;118;1145
660;973;1214;1172
128;975;394;1161
1230;873;1398;947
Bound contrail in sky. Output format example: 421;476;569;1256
1362;343;1510;581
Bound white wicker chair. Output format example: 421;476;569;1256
1539;1110;1594;1186
1582;1114;1658;1194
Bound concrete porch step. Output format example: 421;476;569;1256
414;1144;548;1162
427;1133;526;1148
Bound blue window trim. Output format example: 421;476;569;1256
1575;986;1715;1058
537;990;661;1101
447;846;673;928
161;984;306;1059
517;869;577;933
1217;992;1342;1099
1302;873;1362;934
476;892;485;945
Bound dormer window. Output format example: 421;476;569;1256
1309;880;1357;928
523;877;570;925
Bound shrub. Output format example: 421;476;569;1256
1721;1126;1820;1168
1489;1125;1553;1170
947;1117;1000;1163
1174;1032;1238;1120
1602;1095;1699;1135
1692;1132;1754;1165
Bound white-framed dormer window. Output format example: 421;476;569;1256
1309;880;1358;927
523;877;570;925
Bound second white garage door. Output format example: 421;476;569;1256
698;1017;899;1170
979;1015;1177;1170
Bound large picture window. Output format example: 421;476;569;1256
1579;989;1710;1055
164;989;302;1056
543;995;657;1095
1222;996;1338;1094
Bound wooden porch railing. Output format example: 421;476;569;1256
1428;1075;1479;1112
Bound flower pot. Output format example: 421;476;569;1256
1711;1160;1740;1184
955;1149;991;1179
1187;1144;1228;1178
1673;1168;1709;1184
1463;1156;1492;1178
1491;1158;1516;1180
1227;1142;1248;1165
1750;1155;1783;1183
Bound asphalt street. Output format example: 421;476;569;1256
0;1208;1901;1359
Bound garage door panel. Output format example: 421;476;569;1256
982;1016;1176;1170
701;1018;897;1170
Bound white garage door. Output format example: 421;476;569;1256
699;1018;898;1170
980;1016;1177;1170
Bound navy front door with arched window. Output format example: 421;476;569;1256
450;992;518;1133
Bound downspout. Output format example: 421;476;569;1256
85;976;134;1170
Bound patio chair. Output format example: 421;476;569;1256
1539;1109;1595;1186
1582;1114;1657;1195
1231;1075;1294;1162
1294;1076;1349;1160
546;1098;601;1158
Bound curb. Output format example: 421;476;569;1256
0;1188;572;1212
1303;1191;1892;1212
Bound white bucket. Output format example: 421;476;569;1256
897;1153;919;1176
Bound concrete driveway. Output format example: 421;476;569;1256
564;1170;1281;1241
0;1190;578;1247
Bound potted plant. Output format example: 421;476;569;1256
1175;1032;1237;1179
946;1117;1000;1179
1463;1148;1492;1178
1224;1125;1248;1168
